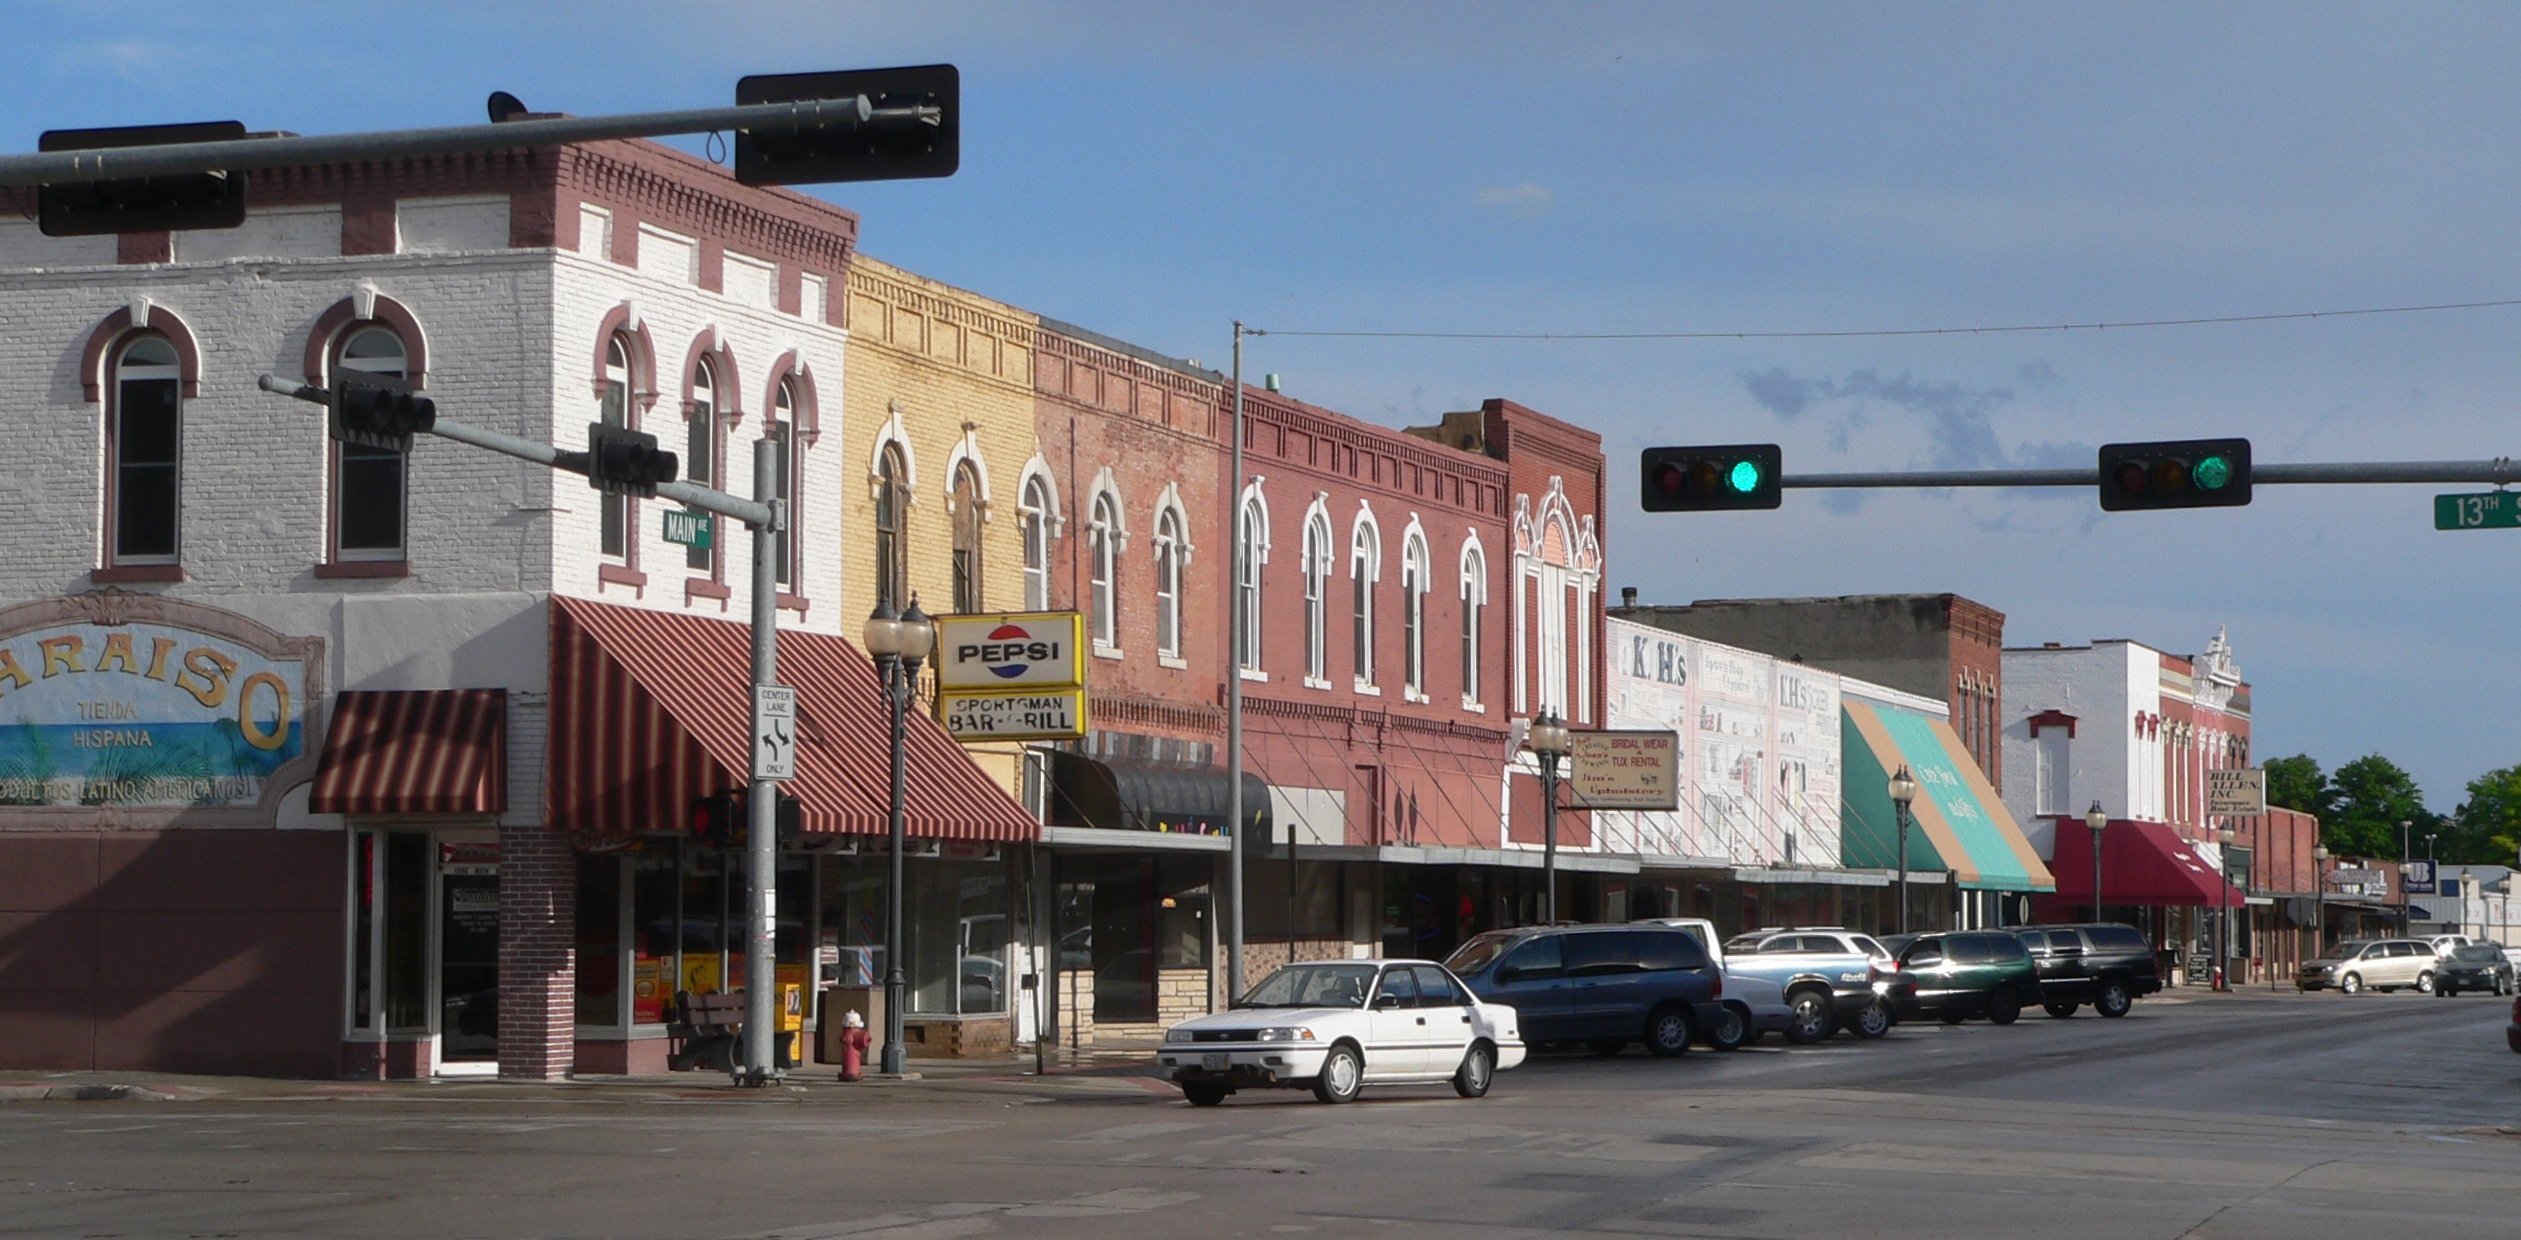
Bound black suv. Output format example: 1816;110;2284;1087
2014;923;2162;1018
1445;925;1726;1057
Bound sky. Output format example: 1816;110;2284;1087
7;2;2516;810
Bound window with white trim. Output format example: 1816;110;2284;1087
1302;509;1332;684
1460;541;1486;707
1350;518;1379;688
1401;530;1429;698
684;359;718;573
599;335;633;559
1154;506;1184;660
1238;493;1267;673
873;436;907;606
1088;491;1120;649
333;328;407;560
108;336;181;565
1020;474;1053;610
951;460;984;613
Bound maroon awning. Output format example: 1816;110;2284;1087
309;690;507;816
2046;817;2246;907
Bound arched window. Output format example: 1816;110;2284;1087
1350;515;1380;688
1301;508;1332;684
684;359;718;573
1460;540;1486;708
1020;473;1054;610
1237;491;1268;673
330;327;409;562
873;436;907;607
108;336;182;565
1154;506;1184;660
1401;530;1430;699
770;377;804;589
599;334;635;560
951;460;984;613
1088;490;1120;649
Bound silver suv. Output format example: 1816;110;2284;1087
2296;939;2442;994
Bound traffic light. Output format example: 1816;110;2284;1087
690;791;742;849
1640;444;1783;512
329;374;435;453
586;423;679;497
38;121;251;237
735;65;958;186
2097;438;2252;511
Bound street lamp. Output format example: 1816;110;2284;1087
2312;843;2330;959
2399;819;2413;937
1525;712;1570;924
1889;765;1918;934
2086;801;2109;924
862;596;934;1077
2214;825;2236;992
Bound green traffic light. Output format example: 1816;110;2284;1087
1727;460;1763;493
2192;455;2232;491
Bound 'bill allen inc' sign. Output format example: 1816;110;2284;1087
0;594;323;818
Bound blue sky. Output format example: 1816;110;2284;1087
10;2;2516;808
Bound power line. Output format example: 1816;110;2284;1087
1248;297;2521;342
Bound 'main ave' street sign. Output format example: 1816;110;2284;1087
663;509;713;549
2435;491;2519;531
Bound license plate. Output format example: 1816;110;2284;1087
1202;1053;1229;1071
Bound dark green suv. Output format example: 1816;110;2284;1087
1880;931;2044;1025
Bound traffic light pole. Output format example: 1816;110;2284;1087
263;376;790;1085
1778;458;2514;490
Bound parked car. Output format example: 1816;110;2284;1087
2508;991;2521;1053
1445;924;1726;1057
1635;918;1793;1049
1158;959;1524;1105
2014;923;2163;1018
1717;928;1907;1042
2295;939;2441;994
2426;934;2475;956
2434;944;2513;997
1879;931;2043;1024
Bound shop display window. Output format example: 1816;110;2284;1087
575;841;820;1038
821;854;1011;1017
630;847;678;1025
382;833;431;1032
350;832;377;1032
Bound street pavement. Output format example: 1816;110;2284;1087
3;988;2517;1239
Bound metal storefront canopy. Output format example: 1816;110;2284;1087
1045;751;1270;842
1842;699;2054;892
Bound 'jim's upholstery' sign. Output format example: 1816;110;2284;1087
0;593;322;821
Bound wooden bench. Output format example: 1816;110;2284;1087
667;990;746;1073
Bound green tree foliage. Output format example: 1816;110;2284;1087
2262;754;2334;819
2321;754;2443;859
2451;765;2521;865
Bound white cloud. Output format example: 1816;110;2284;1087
1472;182;1555;220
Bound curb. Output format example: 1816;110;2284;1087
0;1083;181;1102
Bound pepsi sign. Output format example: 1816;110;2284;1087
935;611;1086;691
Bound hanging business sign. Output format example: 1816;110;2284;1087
1567;729;1682;811
0;593;323;821
934;611;1085;690
2205;767;2266;817
938;687;1087;743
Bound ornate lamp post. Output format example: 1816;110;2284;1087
1889;765;1918;934
2214;825;2237;991
1525;712;1570;924
862;597;933;1076
2311;843;2330;959
2086;801;2109;924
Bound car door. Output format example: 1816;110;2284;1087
1490;934;1572;1042
1413;965;1478;1074
1900;936;1959;1006
1364;966;1425;1079
1564;931;1648;1038
2042;930;2091;999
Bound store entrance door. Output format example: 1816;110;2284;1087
438;848;500;1064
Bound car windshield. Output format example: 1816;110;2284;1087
1444;934;1516;975
1236;963;1380;1009
2329;940;2377;959
1724;934;1768;952
2451;945;2501;962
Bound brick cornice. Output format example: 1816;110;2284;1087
848;263;1037;346
560;143;855;272
1248;392;1511;486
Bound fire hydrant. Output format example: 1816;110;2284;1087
836;1010;872;1082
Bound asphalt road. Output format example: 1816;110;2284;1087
4;990;2518;1239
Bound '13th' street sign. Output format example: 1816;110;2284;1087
2435;491;2519;531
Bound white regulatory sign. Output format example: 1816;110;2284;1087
752;684;797;781
2206;767;2265;817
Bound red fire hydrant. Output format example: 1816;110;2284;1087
836;1010;872;1082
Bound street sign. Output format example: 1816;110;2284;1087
751;684;797;780
2435;491;2520;530
662;509;713;550
1567;729;1682;810
938;688;1087;742
935;611;1085;690
2206;767;2266;817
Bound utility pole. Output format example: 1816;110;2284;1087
1226;321;1247;1004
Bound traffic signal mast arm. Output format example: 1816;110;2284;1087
1780;459;2515;488
0;97;935;188
258;375;778;531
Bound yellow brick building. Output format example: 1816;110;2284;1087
841;256;1041;796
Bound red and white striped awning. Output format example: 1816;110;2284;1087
546;595;1036;849
309;689;508;816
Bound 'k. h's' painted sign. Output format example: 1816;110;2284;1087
933;611;1085;690
0;594;321;813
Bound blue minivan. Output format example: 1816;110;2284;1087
1443;925;1725;1056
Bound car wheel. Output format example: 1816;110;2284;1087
1786;990;1834;1044
1702;1004;1749;1052
1312;1044;1363;1104
1849;999;1893;1039
1588;1038;1628;1057
1646;1004;1695;1057
2095;979;2133;1017
1452;1043;1496;1098
1182;1081;1230;1107
1987;990;2022;1025
2044;1001;2079;1018
2415;970;2435;995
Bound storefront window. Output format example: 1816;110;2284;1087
350;832;377;1032
820;853;1009;1016
631;844;678;1025
574;855;623;1026
383;832;430;1032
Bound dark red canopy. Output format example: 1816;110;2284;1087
2046;817;2246;907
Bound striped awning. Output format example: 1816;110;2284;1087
309;689;508;816
547;595;1036;848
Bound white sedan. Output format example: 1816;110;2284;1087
1158;959;1524;1105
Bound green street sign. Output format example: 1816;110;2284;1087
663;509;713;549
2435;491;2520;531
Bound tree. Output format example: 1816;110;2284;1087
2263;754;2334;819
2321;754;2442;860
2451;765;2521;865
